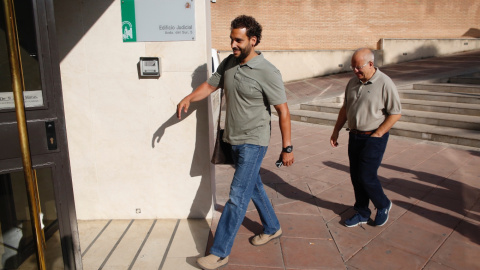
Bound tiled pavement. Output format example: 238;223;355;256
78;219;212;269
209;50;480;270
76;50;480;270
211;122;480;270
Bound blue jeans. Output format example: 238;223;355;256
348;132;390;218
209;144;281;258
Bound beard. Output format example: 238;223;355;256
233;43;253;61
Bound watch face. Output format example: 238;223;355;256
284;146;293;153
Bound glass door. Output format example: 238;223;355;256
0;0;44;111
0;0;80;269
0;168;63;269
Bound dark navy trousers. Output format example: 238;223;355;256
348;132;390;218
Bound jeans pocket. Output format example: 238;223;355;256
365;135;388;158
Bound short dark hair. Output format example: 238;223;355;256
231;15;262;46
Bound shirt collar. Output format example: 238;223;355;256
359;67;380;85
239;51;263;68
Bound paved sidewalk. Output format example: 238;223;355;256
212;122;480;270
208;50;480;270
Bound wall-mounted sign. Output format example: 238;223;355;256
121;0;196;42
0;90;43;109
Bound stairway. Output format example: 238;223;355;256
288;76;480;148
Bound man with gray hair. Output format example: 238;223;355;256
330;48;401;227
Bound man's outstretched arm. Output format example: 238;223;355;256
177;82;218;119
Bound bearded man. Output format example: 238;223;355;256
177;15;294;269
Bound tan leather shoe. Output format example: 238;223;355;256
196;254;229;270
251;228;282;246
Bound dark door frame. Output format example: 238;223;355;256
0;0;82;268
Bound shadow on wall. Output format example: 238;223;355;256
151;64;212;263
390;45;439;65
151;63;212;219
54;0;215;219
54;0;115;62
463;28;480;38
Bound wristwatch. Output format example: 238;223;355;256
282;145;293;153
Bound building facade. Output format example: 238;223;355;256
211;0;480;51
1;0;479;268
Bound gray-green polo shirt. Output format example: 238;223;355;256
344;68;402;131
207;52;287;146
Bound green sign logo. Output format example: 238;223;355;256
121;0;136;42
122;21;134;41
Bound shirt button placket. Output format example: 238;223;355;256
357;85;363;98
234;68;240;89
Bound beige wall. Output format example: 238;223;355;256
381;38;480;65
211;1;480;82
54;0;214;219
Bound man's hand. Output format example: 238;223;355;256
176;82;219;119
177;98;190;119
371;114;401;138
330;130;340;147
280;151;294;167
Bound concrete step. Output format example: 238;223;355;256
398;90;480;105
288;109;480;148
302;99;480;116
400;99;480;116
300;102;342;114
299;102;480;130
289;109;339;126
390;122;480;148
401;109;480;130
413;83;480;94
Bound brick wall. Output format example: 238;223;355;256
210;0;480;51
